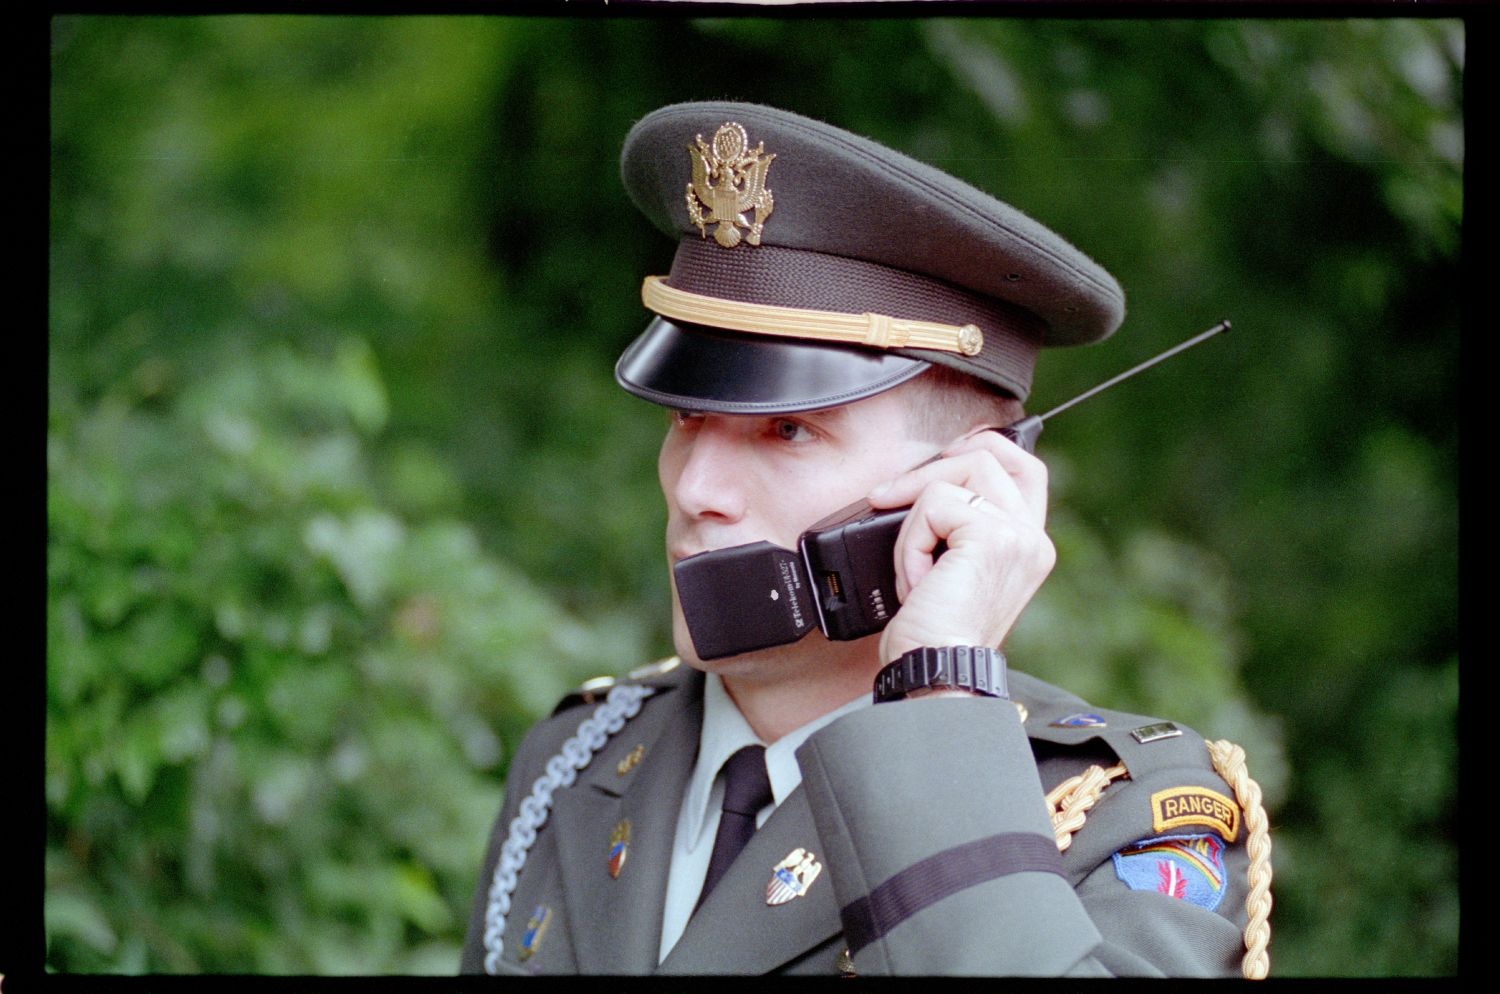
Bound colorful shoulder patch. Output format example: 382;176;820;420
1112;833;1227;911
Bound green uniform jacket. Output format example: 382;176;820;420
460;661;1251;976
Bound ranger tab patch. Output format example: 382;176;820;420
1112;834;1227;911
1151;786;1240;842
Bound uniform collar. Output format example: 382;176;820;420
681;672;871;853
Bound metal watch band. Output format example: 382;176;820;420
873;646;1009;703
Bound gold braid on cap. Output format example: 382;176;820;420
1045;740;1273;979
641;276;985;356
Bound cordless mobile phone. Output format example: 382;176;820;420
673;321;1230;661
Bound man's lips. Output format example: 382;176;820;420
669;529;801;565
671;535;799;564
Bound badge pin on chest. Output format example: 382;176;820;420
608;820;631;879
766;847;823;905
616;743;646;776
517;905;552;962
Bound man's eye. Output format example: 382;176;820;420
671;410;704;428
773;419;814;443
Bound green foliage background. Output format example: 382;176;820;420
47;15;1459;976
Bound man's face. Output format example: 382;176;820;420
658;382;940;669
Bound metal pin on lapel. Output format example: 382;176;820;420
517;905;552;962
608;820;631;879
766;847;823;905
616;743;646;776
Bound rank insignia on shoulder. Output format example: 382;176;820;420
627;656;682;681
1151;785;1240;842
517;905;552;962
1130;721;1182;744
554;674;620;714
1051;712;1107;729
578;675;616;702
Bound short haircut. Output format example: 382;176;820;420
901;363;1026;443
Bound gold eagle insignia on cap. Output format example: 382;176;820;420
686;122;775;248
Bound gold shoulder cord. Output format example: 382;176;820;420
1043;740;1273;979
1207;739;1274;980
1046;761;1129;854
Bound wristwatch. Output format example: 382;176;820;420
873;646;1009;703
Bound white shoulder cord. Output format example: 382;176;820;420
482;683;655;974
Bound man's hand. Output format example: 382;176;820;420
866;428;1055;667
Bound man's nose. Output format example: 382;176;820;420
670;420;749;523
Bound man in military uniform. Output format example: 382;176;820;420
460;102;1271;977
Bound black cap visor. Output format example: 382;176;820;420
615;316;930;414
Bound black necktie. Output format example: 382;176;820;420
694;744;773;912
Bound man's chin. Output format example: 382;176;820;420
672;610;792;673
673;625;863;688
669;591;878;684
674;621;768;675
